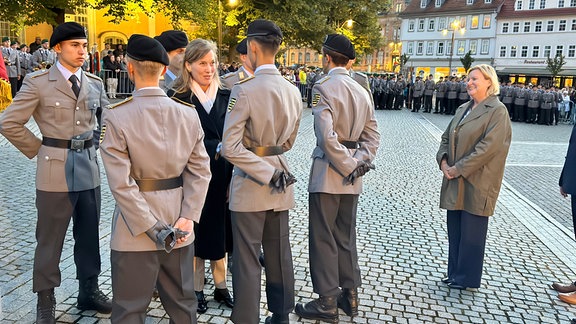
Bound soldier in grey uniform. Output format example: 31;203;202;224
18;44;32;90
31;39;55;70
221;38;253;90
154;30;189;92
1;36;20;97
435;76;446;114
295;34;380;323
513;83;527;122
0;22;111;324
100;34;211;323
220;19;301;324
500;81;514;118
526;85;541;124
424;74;435;113
411;75;424;112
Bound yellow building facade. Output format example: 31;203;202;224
15;7;181;55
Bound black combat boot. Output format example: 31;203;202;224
77;277;112;314
294;295;338;323
337;288;358;317
36;288;56;324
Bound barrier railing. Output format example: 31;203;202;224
99;69;134;98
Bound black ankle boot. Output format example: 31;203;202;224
37;288;56;324
196;291;208;314
337;288;358;317
214;288;234;308
265;313;289;324
77;277;112;314
295;295;338;323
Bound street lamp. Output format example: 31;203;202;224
217;0;238;61
442;20;465;77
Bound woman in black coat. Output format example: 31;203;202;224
168;39;234;314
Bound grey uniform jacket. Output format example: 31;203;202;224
221;66;251;90
100;88;211;252
413;80;424;98
308;68;380;195
1;47;20;78
0;66;107;192
221;67;302;212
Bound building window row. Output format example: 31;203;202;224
498;44;576;58
501;19;576;33
408;15;492;32
406;39;490;56
515;0;575;9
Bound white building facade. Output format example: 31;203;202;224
399;0;504;80
494;0;576;87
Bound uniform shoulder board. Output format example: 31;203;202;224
221;72;234;79
355;71;367;78
171;96;195;108
316;75;331;85
237;75;255;84
85;72;103;82
282;76;295;85
106;96;133;109
30;70;49;79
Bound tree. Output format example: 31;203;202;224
399;53;410;76
0;0;211;28
546;54;566;79
460;51;475;73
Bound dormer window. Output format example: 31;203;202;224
485;0;492;3
421;0;428;8
467;0;474;4
435;0;442;6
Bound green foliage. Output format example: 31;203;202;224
0;0;387;57
399;53;410;74
546;55;566;77
459;51;475;73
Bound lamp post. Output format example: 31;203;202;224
442;20;465;77
217;0;238;61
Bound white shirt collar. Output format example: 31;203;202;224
56;61;82;84
255;64;277;73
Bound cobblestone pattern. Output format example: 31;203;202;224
0;108;575;323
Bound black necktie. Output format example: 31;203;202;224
69;75;80;98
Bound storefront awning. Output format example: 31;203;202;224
495;67;576;76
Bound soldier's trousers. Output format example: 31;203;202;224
309;193;361;296
33;188;102;293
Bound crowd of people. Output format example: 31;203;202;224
0;18;575;324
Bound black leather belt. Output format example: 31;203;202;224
339;140;359;149
135;176;183;192
42;137;93;150
247;146;283;157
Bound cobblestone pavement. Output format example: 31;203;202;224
1;106;576;323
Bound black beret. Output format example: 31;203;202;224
323;34;355;60
246;19;283;39
127;34;169;66
236;38;247;55
41;39;49;44
19;44;27;50
50;22;87;48
1;37;9;42
154;30;188;53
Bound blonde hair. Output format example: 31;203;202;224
125;56;164;78
172;39;221;94
468;64;500;96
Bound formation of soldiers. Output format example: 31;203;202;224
500;82;568;125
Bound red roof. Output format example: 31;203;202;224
400;0;505;17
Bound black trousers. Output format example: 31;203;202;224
513;103;525;122
111;244;196;324
446;210;488;288
309;193;361;296
572;195;576;240
9;77;18;97
412;96;422;111
231;210;294;323
424;94;433;112
435;96;442;113
33;188;102;293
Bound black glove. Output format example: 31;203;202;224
270;169;297;193
344;161;376;185
145;221;176;253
